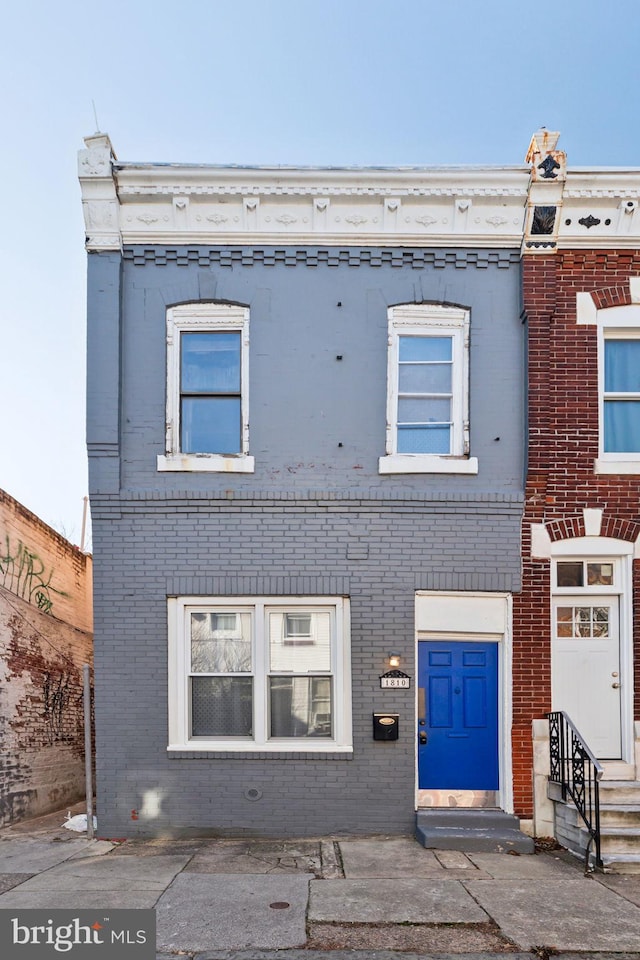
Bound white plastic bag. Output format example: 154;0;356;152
63;812;97;832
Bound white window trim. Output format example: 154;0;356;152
157;302;255;473
379;304;477;475
167;596;352;753
595;305;640;475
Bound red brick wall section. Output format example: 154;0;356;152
515;252;640;819
0;489;93;826
0;488;92;634
0;585;93;826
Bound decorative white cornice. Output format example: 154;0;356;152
113;163;530;248
79;137;529;251
79;134;640;253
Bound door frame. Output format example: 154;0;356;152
549;546;634;765
551;592;621;759
414;592;513;814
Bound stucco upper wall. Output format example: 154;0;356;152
0;489;92;633
87;246;525;497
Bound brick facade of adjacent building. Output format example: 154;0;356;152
514;252;640;818
0;489;93;825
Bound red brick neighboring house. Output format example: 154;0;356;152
0;489;93;825
516;132;640;869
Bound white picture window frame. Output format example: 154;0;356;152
595;306;640;474
168;596;352;753
379;304;477;474
157;302;254;473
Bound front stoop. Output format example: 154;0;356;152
415;808;535;853
552;781;640;873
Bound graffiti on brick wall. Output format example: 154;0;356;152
6;615;86;753
0;535;68;614
42;670;75;744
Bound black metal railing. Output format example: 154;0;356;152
547;710;603;870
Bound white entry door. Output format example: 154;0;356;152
552;596;621;758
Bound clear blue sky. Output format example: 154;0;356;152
2;0;639;544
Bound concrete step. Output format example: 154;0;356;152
599;781;640;804
559;802;640;833
602;853;640;874
600;826;640;854
556;803;640;865
551;781;640;871
415;808;534;854
599;803;640;827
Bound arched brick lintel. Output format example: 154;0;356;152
545;514;640;544
590;286;633;310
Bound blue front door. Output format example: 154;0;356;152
418;640;499;790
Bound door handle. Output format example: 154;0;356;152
419;731;427;744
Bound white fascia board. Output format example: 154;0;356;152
555;169;640;249
120;230;526;249
564;169;640;195
114;163;530;196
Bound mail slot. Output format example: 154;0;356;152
373;713;399;741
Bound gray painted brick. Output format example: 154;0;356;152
87;245;526;839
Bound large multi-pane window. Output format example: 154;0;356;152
158;303;254;473
168;597;352;752
380;304;476;474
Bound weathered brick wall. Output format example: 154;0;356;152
0;489;92;633
515;252;640;817
0;490;93;825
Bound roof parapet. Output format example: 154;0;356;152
78;134;529;251
525;129;566;183
78;134;120;251
78;133;640;253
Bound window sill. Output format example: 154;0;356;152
157;453;255;473
168;742;353;756
594;458;640;475
378;454;479;475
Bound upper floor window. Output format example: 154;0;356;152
603;334;640;454
157;303;254;473
379;304;478;474
592;304;640;475
181;331;241;453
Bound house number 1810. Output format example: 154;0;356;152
380;677;411;689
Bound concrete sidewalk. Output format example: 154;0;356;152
2;808;640;959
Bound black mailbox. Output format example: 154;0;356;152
373;713;399;741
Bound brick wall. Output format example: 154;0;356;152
0;489;93;825
514;252;640;818
87;246;528;837
0;489;92;632
91;494;522;838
